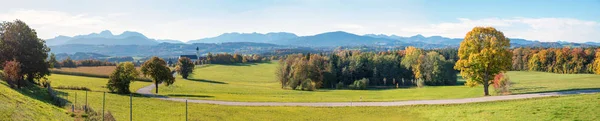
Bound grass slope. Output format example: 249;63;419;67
155;62;600;102
0;82;71;120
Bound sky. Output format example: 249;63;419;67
0;0;599;42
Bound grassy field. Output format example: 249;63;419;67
507;71;600;93
153;62;600;102
51;66;125;76
57;87;600;121
48;73;152;92
0;82;71;120
2;64;600;120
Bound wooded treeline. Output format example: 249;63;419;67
276;47;458;90
511;47;600;74
202;53;270;64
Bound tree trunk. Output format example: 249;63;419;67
27;73;34;84
483;82;490;96
483;71;490;96
155;81;159;94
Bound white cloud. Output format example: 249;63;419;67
0;10;120;38
399;17;600;42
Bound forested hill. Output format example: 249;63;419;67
49;42;292;57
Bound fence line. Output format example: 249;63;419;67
59;90;190;121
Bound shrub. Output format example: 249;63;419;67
349;78;369;90
85;107;116;121
106;62;139;94
493;73;512;95
54;86;91;91
47;85;67;107
335;82;345;89
300;79;316;91
3;60;22;88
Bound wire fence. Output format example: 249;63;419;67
58;90;190;121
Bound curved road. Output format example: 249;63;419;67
136;84;600;107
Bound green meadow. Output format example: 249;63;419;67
3;63;600;120
150;63;600;102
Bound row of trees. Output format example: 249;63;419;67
49;54;117;68
276;47;458;91
204;53;268;64
107;57;195;94
511;47;600;74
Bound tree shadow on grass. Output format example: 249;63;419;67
186;78;228;84
511;86;547;92
4;81;67;107
514;87;600;95
166;94;214;98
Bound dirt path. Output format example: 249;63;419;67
136;84;600;107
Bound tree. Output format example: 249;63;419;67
48;53;60;69
454;27;512;96
106;62;139;94
594;49;600;74
0;20;50;83
61;56;77;68
528;53;542;71
141;57;175;94
3;60;22;88
401;46;423;81
175;57;195;79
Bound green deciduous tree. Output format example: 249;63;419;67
48;53;60;69
175;57;195;79
141;57;175;94
106;62;139;94
0;20;51;83
455;27;512;96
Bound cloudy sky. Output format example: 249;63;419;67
0;0;599;42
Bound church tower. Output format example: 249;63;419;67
196;47;200;60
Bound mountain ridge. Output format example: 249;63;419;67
45;30;600;47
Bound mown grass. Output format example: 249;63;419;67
3;65;600;120
154;62;600;102
48;74;152;92
57;88;600;121
506;71;600;93
0;81;71;120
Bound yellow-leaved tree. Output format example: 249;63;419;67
454;27;512;96
594;49;600;74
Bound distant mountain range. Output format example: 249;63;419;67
46;30;600;48
46;30;168;46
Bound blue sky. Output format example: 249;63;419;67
0;0;598;42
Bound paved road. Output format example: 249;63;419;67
136;84;600;107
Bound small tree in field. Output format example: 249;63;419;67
141;57;175;94
3;60;22;88
106;62;139;94
175;57;195;79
